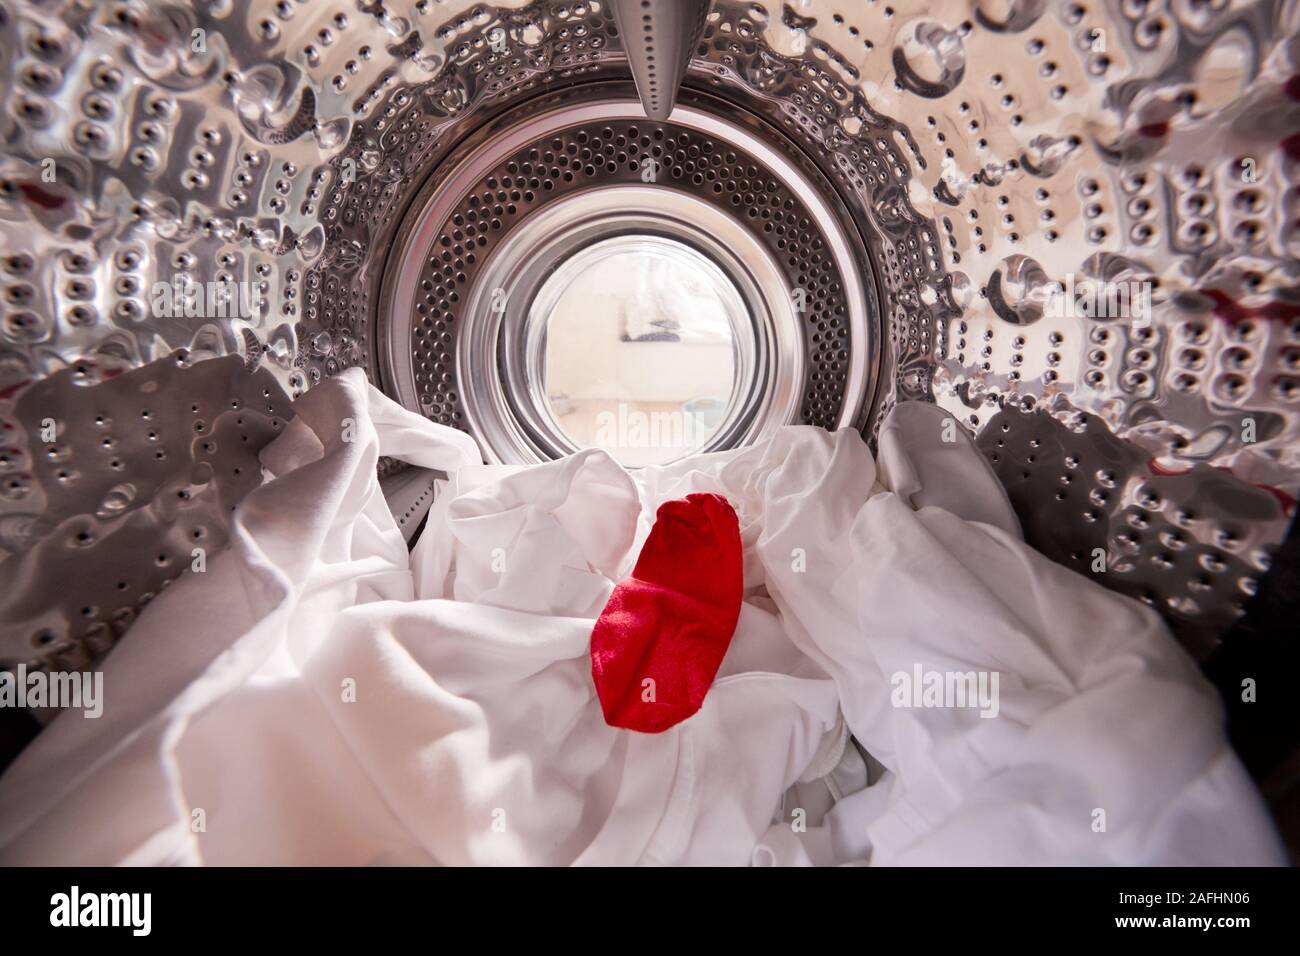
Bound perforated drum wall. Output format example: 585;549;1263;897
0;0;1296;680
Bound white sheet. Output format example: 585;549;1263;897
0;370;1283;865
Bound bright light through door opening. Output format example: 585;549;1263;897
536;235;752;467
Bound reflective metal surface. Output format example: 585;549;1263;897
0;0;1296;665
0;353;290;670
607;0;712;119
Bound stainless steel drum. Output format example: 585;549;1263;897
0;0;1297;780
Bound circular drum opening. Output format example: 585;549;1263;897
534;235;752;466
379;98;882;465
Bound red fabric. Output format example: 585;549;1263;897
590;493;743;733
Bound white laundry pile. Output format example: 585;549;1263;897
0;369;1284;865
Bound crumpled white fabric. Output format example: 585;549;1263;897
0;370;1283;866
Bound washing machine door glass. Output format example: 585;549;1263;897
535;236;752;467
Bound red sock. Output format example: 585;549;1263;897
590;493;743;733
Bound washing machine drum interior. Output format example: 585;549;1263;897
0;0;1297;773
